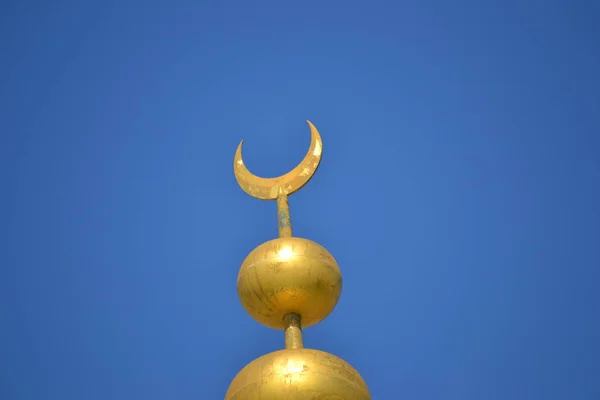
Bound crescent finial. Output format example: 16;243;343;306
233;120;323;200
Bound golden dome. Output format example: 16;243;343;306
237;237;342;329
225;348;370;400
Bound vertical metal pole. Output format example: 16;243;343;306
283;313;303;349
277;194;292;238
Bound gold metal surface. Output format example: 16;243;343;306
237;237;342;329
225;348;371;400
233;120;322;200
276;194;292;238
283;313;303;350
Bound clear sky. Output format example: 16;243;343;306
2;1;599;399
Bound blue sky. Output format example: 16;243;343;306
2;1;599;399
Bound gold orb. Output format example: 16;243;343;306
225;348;370;400
237;237;342;329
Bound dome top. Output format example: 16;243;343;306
226;348;370;400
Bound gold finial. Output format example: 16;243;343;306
233;121;340;330
226;121;370;399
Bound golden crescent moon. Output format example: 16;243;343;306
233;120;323;200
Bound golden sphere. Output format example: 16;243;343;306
225;348;370;400
237;237;342;329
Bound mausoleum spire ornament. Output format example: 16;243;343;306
225;121;370;400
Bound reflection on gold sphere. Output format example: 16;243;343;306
225;348;370;400
237;237;342;329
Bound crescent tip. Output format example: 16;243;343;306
306;121;322;157
234;139;246;169
235;139;245;155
